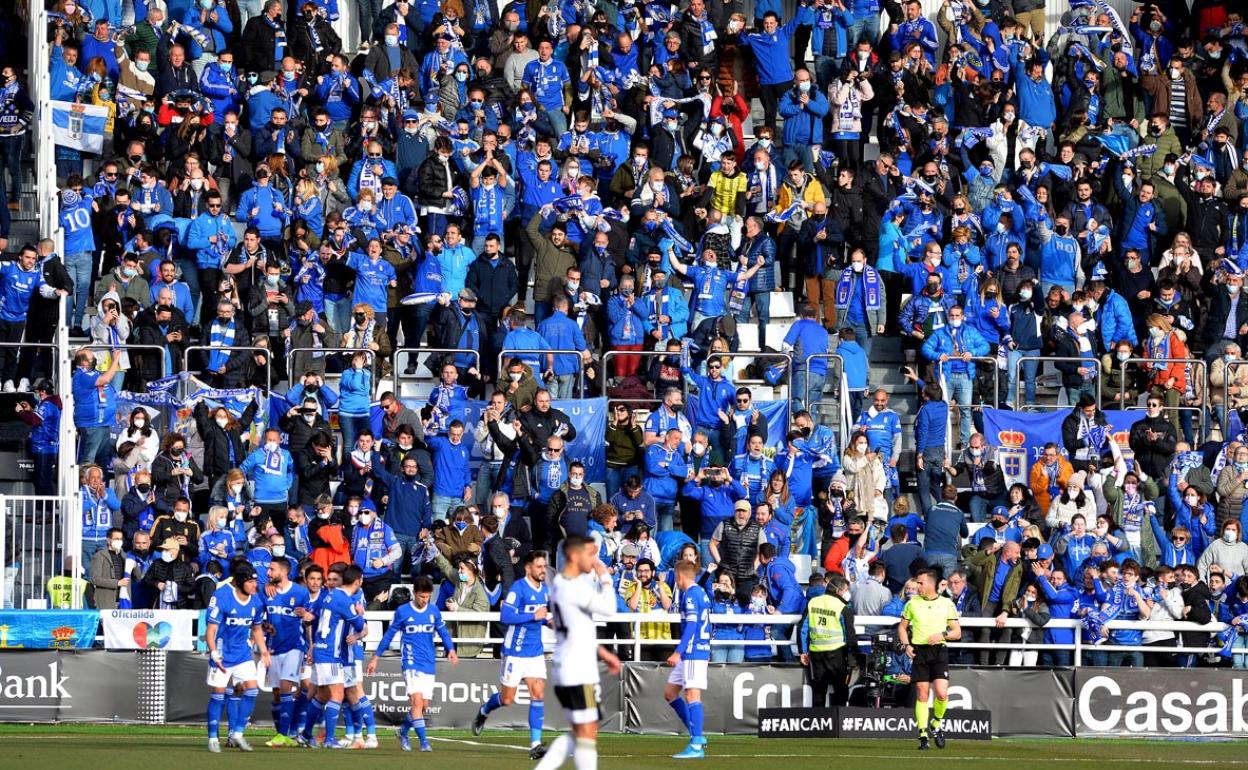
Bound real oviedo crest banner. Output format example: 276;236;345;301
982;409;1145;488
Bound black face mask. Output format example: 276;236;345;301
1055;224;1069;236
135;484;151;495
353;312;366;323
132;548;149;558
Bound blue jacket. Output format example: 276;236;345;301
1010;47;1056;128
682;478;748;539
338;367;373;416
347;158;399;200
1096;290;1137;350
235;184;288;237
642;286;690;342
683;369;736;430
372;465;433;536
199;63;241;117
644;444;689;503
500;327;550;370
760;558;806;614
537;311;587;376
240;447;295;504
914;399;948;453
740;233;778;293
898;291;957;335
429;435;472;498
837;340;868;391
1007;302;1043;350
738;6;814;86
606;294;647;346
778;87;829;147
922;324;991;379
315;72;361;123
349;519;400;578
28;396;61;454
186;212;237;269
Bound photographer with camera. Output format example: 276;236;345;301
798;573;859;707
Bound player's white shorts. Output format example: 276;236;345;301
312;662;345;686
299;662;312;682
554;682;601;725
500;655;547;688
343;660;364;688
266;650;304;687
666;659;708;691
206;659;258;688
404;671;436;699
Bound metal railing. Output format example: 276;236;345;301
182;344;273;398
497;348;587;398
393;347;481;396
1015;354;1101;411
805;353;848;451
0;495;82;610
81;343;178;383
349;611;1231;667
1221;360;1248;434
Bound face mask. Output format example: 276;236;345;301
1149;327;1165;339
358;513;373;527
1169;67;1181;80
665;120;679;132
1185;496;1199;507
455;71;469;82
950;318;963;328
174;510;188;522
454;521;468;533
265;441;279;452
215;416;229;429
569;475;584;488
1116;351;1131;362
852;262;864;273
1231;285;1242;295
692;443;706;456
1226;531;1240;544
749;597;767;612
385;34;399;46
758;138;772;149
318;510;332;520
798;81;811;93
161;551;176;563
1019;288;1033;301
108;539;123;552
469;100;483;110
271;543;287;558
1055;224;1068;236
457;571;471;582
359;200;373;212
493;506;508;518
1002;113;1015;123
135;60;150;72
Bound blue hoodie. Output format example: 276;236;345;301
240;446;295;505
644;444;689;503
682;478;747;539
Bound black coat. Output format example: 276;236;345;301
481;533;515;594
239;15;284;73
1200;286;1248;350
193;400;259;482
132;307;190;384
151;451;206;509
143;557;197;608
416;154;458;208
465;256;519;319
430;301;490;369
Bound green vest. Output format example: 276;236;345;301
807;593;847;652
46;575;87;610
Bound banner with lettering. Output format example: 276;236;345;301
982;408;1145;488
102;609;196;651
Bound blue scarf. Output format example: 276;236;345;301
208;317;236;371
265;15;286;63
836;266;881;310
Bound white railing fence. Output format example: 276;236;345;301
0;495;82;609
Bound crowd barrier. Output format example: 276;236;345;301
1015;355;1101;411
0;495;82;610
4;647;1248;738
497;348;587;397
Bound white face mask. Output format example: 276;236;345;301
509;372;522;382
265;441;279;452
852;262;864;273
493;506;507;518
1225;530;1240;544
949;318;963;328
229;484;243;496
318;511;332;520
1019;288;1033;301
692;443;707;456
133;418;146;428
161;551;176;562
358;513;373;526
272;545;286;558
216;518;228;529
569;475;584;488
216;417;229;428
174;510;188;522
108;539;123;552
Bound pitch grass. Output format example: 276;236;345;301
3;723;1248;768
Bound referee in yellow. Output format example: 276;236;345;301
897;568;961;750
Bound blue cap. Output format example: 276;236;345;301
662;108;678;119
1037;543;1055;560
991;505;1009;520
402;109;419;121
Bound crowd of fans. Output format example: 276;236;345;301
3;0;1248;667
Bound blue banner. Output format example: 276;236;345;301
436;397;610;484
982;408;1144;487
0;611;99;649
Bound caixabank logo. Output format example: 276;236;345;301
1078;673;1248;736
0;659;71;704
